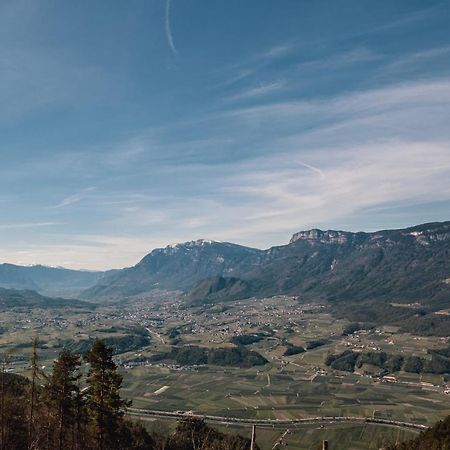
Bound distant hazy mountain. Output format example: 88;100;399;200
81;240;263;300
0;264;102;298
0;287;93;311
82;222;450;309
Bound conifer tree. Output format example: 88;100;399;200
84;339;130;450
73;378;88;450
0;350;14;450
28;338;40;450
44;349;81;450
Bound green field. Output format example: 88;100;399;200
1;294;449;447
121;362;450;424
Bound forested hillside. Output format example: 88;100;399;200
82;222;450;326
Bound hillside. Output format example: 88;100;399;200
386;414;450;449
236;221;450;305
51;222;450;318
0;287;93;311
81;240;263;299
0;263;102;297
186;221;450;330
83;222;450;308
185;275;252;304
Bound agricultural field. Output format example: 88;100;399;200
121;362;449;424
216;422;419;450
1;294;449;449
140;418;419;450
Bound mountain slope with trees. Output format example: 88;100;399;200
82;222;450;310
0;287;93;311
81;240;263;300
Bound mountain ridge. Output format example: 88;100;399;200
81;220;450;306
81;240;264;300
0;263;103;298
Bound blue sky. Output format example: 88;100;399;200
1;0;450;269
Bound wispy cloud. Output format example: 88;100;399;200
165;0;178;56
362;2;448;36
298;47;382;70
379;46;450;76
212;42;295;90
256;44;293;60
227;80;286;101
221;141;450;235
51;187;96;209
0;222;64;230
222;78;450;131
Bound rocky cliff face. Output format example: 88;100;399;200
290;222;450;246
289;229;354;245
401;222;450;244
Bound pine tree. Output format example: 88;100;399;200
84;339;130;450
0;352;7;450
28;338;40;450
73;378;88;450
44;349;81;450
0;350;14;450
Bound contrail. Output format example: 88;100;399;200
165;0;178;56
298;161;326;179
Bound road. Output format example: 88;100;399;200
126;407;428;431
145;327;165;344
272;429;290;449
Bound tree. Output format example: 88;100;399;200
166;418;255;450
0;372;28;450
28;337;40;450
0;350;15;450
0;340;155;450
1;351;8;450
44;349;81;450
386;414;450;449
404;356;425;374
84;339;130;450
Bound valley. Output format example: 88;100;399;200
1;221;449;449
1;291;449;449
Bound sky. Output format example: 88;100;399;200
1;0;450;270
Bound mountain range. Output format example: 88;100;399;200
81;221;450;310
2;222;450;323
